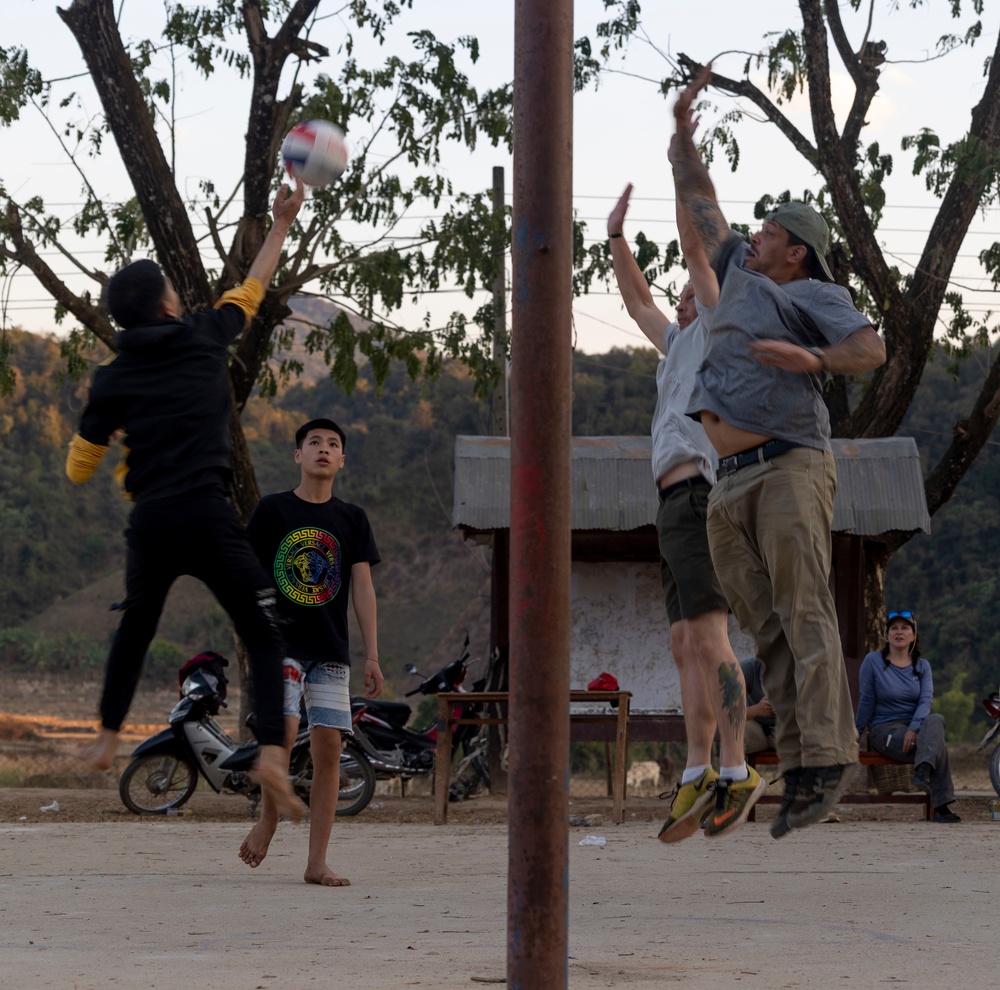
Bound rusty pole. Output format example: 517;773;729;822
490;165;508;439
507;1;574;988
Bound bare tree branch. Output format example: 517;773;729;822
4;201;115;347
677;53;820;169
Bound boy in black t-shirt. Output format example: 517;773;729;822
239;418;382;887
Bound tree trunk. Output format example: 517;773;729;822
861;540;890;657
58;0;211;309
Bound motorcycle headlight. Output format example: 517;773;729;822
181;671;218;701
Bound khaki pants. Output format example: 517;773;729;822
707;447;858;769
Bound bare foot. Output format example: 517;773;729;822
239;821;276;869
304;865;350;887
255;745;307;823
78;728;120;770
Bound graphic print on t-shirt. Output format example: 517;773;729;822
274;527;342;606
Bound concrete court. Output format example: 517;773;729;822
0;818;994;990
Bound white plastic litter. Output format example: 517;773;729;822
39;801;59;813
578;835;606;847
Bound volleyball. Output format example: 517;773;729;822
280;120;348;188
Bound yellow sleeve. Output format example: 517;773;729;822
66;434;108;484
213;277;266;328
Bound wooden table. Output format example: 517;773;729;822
434;690;632;825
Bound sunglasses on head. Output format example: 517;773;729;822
887;611;913;621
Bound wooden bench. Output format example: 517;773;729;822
433;690;631;825
747;750;931;821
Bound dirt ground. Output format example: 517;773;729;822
1;783;996;828
4;807;1000;990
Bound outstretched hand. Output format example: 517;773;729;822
607;183;633;238
272;181;305;228
673;62;712;135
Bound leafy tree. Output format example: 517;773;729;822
0;0;514;720
933;670;978;744
577;1;1000;644
0;0;511;521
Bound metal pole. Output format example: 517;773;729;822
491;165;508;438
508;1;573;987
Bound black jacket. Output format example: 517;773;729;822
77;304;245;503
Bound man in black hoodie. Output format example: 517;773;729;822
67;182;306;821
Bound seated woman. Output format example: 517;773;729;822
855;610;960;823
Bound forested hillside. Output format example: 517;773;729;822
1;327;998;717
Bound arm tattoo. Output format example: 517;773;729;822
689;199;727;261
823;327;886;375
671;133;727;263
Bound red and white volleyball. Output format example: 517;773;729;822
280;120;348;187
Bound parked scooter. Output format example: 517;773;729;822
349;636;491;800
118;654;377;817
977;684;1000;796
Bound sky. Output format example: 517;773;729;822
4;0;1000;355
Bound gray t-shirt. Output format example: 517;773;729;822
687;233;872;451
650;315;717;485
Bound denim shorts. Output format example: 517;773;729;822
282;658;353;733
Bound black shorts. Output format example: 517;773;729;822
656;477;729;624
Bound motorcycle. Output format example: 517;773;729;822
349;635;492;801
977;684;1000;796
118;656;377;817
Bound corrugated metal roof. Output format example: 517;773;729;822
829;437;930;535
453;435;931;537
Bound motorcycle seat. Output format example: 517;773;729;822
352;697;412;728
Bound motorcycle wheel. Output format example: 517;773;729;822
288;739;377;817
119;753;199;814
338;740;377;816
990;744;1000;798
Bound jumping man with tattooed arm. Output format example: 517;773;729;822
670;66;886;839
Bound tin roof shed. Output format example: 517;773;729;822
452;435;930;541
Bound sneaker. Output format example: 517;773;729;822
770;768;802;840
657;768;719;844
702;767;766;838
911;763;932;794
932;805;961;823
786;763;857;829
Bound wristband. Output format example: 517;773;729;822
609;232;623;239
366;657;380;663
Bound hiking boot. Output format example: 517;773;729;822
786;763;857;829
657;768;719;844
932;805;961;823
769;767;801;840
911;762;932;794
702;767;766;838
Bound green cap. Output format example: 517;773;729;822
765;202;835;282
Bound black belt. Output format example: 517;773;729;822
657;475;710;502
717;439;800;477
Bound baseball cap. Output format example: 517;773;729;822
765;202;835;282
886;610;917;633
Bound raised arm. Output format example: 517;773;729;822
669;132;719;308
247;181;305;286
212;182;306;328
671;65;729;265
607;184;671;352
